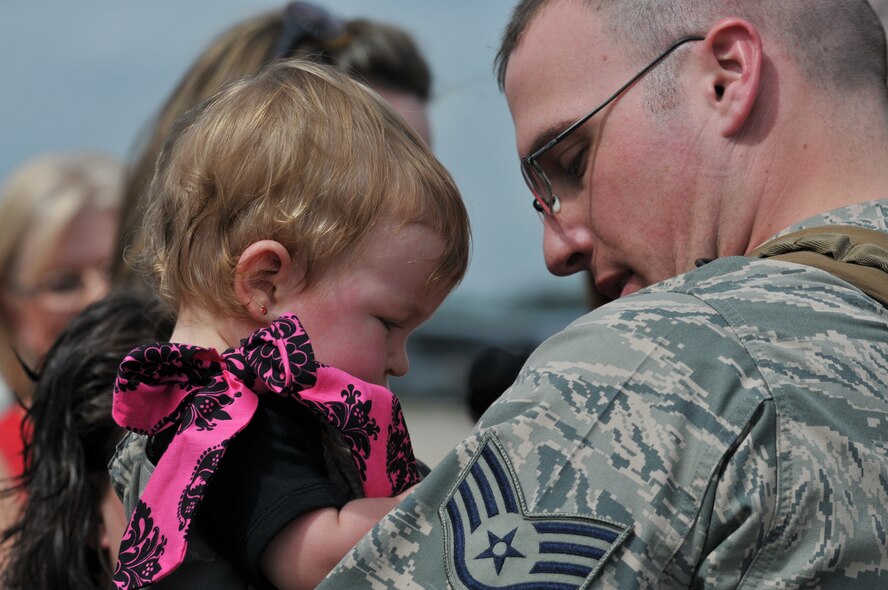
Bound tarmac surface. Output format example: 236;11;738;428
400;395;476;468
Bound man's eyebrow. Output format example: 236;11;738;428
525;117;580;157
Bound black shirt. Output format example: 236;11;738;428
151;394;349;589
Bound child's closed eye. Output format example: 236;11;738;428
377;317;402;331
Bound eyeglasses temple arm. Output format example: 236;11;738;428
528;35;705;161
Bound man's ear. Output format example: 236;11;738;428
233;240;304;322
702;18;762;137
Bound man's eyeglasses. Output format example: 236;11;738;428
520;35;705;215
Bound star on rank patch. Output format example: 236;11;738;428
440;433;631;589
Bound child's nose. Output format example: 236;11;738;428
387;347;409;378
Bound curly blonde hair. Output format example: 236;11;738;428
134;59;469;317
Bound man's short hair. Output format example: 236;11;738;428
496;0;888;95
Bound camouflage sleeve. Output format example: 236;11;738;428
109;431;153;517
320;290;776;588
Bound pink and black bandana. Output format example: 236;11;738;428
110;313;421;589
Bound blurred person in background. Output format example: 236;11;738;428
1;291;170;590
0;152;121;504
113;1;433;289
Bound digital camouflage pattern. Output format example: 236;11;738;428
319;201;888;589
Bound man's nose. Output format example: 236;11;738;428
542;218;594;276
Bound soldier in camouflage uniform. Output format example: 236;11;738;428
320;0;888;588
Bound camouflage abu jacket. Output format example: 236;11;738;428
319;200;888;589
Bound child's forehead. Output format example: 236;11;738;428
314;240;455;319
371;221;445;254
312;222;447;276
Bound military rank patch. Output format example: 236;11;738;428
440;433;631;589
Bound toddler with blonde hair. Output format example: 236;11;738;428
110;59;469;590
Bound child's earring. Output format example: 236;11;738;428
259;304;268;316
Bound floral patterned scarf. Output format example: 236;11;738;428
110;313;421;589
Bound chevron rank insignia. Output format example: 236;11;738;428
440;433;631;589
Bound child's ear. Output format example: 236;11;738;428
234;240;304;322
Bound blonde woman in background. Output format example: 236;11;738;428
0;152;122;524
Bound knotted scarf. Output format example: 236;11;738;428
110;314;421;589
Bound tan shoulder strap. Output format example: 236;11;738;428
749;225;888;307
